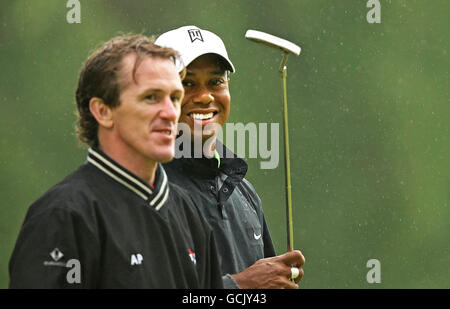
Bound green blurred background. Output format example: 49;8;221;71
1;0;448;288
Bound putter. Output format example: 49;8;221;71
245;30;301;253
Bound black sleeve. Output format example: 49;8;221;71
9;203;100;289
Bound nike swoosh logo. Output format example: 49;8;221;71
253;232;262;240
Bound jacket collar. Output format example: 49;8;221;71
87;147;169;211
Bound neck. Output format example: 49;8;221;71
99;142;157;186
201;136;217;158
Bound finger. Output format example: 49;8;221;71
290;267;300;280
278;262;296;279
289;267;304;284
279;264;302;283
284;278;299;289
272;264;300;289
294;268;304;284
277;250;306;267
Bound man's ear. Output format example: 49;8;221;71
89;97;114;129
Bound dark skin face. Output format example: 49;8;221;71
180;54;231;144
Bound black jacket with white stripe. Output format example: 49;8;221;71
9;147;223;288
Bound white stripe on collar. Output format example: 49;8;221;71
88;148;152;195
150;170;168;206
87;157;148;200
155;186;170;211
87;147;169;211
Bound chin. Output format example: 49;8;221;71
143;145;174;163
159;154;175;163
201;134;216;143
152;150;175;163
190;129;216;141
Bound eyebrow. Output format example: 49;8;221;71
139;87;183;96
185;70;226;76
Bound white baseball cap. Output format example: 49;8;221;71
155;25;235;73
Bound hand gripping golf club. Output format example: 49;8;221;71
245;30;301;254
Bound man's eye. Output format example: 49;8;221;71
211;79;224;86
182;80;193;87
145;94;155;101
171;95;181;103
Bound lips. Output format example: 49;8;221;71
157;130;172;135
189;112;216;120
152;127;174;137
187;109;218;122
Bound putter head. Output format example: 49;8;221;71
245;30;301;56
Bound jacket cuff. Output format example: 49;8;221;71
222;274;240;289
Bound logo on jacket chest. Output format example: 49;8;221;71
131;253;144;265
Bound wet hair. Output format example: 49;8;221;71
75;34;183;147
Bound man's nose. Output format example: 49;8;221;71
159;97;179;122
193;87;214;105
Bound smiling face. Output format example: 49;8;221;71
109;54;184;164
180;54;231;143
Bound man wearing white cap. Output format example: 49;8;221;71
157;26;305;289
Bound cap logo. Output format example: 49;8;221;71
188;29;203;43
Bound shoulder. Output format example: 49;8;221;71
163;160;190;185
168;182;196;210
163;159;184;175
24;164;98;222
240;178;262;203
167;182;211;228
241;177;257;193
163;159;208;193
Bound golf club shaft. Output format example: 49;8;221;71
280;53;294;252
